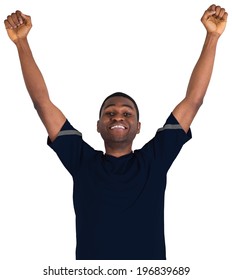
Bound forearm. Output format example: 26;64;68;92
185;32;219;104
15;38;50;108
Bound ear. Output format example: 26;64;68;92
137;121;141;134
97;120;100;133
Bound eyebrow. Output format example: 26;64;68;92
104;104;135;110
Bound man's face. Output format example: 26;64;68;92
97;96;141;145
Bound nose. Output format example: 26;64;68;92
112;113;124;122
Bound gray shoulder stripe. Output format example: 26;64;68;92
58;130;82;137
157;124;183;132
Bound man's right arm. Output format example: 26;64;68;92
4;10;66;142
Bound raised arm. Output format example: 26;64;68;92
4;10;66;141
172;4;228;133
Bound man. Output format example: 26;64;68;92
4;4;227;260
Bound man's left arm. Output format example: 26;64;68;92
172;4;228;133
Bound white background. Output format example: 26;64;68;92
0;0;231;279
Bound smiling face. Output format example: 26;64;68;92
97;96;141;154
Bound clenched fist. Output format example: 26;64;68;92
4;10;32;43
201;4;228;36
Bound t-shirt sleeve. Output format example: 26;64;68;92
144;113;192;172
47;119;89;177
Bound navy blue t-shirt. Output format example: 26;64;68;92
48;113;191;260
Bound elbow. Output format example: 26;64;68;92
186;96;204;111
33;101;39;110
33;100;42;111
28;88;50;111
195;98;204;110
33;98;51;113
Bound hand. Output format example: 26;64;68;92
201;4;228;36
4;10;32;43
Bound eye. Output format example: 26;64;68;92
105;112;115;116
123;112;132;117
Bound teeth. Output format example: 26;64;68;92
110;125;125;129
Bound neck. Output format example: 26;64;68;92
104;143;132;158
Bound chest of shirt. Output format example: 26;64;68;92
72;152;166;215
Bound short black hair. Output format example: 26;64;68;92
99;92;139;120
